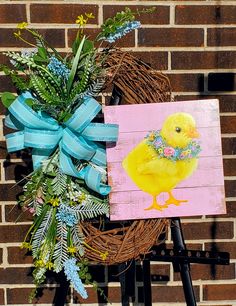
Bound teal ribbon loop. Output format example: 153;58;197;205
5;92;118;195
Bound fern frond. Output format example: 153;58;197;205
4;51;37;68
32;208;53;258
71;225;85;256
30;74;59;105
53;219;69;273
51;170;68;196
61;200;109;221
85;77;105;97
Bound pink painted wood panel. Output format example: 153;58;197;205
104;99;226;221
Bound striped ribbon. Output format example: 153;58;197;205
5;91;118;195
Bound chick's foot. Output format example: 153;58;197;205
165;191;188;206
145;196;167;211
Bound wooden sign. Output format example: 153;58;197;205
104;99;226;221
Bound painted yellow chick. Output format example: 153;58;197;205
122;112;201;211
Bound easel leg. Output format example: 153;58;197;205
143;259;152;306
118;261;136;306
171;218;197;306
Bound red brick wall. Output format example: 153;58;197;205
0;1;236;305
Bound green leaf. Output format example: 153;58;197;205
38;47;48;59
25;98;35;107
83;39;94;53
1;92;16;108
67;35;86;93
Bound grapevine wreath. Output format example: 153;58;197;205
1;8;170;300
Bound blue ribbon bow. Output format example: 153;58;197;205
5;92;118;195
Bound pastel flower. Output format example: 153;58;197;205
64;258;88;299
29;207;36;214
164;147;175;157
47;56;70;81
56;207;77;227
154;139;163;147
104;21;141;43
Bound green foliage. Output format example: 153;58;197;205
32;207;54;258
51;170;68;196
1;92;16;108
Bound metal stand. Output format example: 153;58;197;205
141;217;229;306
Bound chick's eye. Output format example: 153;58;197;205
175;127;181;133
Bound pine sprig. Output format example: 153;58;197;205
61;201;109;221
53;219;69;273
32;207;54;258
51;170;68;196
71;225;85;256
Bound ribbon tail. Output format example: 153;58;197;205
59;148;84;179
32;148;55;170
84;165;111;196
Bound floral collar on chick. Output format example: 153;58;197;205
146;130;201;161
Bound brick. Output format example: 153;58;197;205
168;74;204;92
175;5;236;25
5;205;33;223
208;73;236;92
8;246;33;264
30;4;98;24
0;4;26;23
131;51;168;70
205;241;236;259
0;75;15;92
208;201;236;218
103;5;170;25
0;267;33;284
7;287;57;304
221;116;236;134
180;221;234;240
223;159;236;176
225;180;236;198
174;94;236;113
171;51;236;70
0;224;30;243
0;142;28;159
208;28;236;47
0;289;4;305
68;28;135;48
138;28;204;47
138;285;199;303
203;284;236;300
0;28;65;48
174;263;235;281
0;183;22;201
150;264;170;282
4;160;32;182
74;286;121;304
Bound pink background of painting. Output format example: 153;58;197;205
104;99;226;221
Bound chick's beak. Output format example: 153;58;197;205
187;127;200;139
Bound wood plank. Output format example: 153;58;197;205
104;99;220;133
109;186;226;221
106;126;222;163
